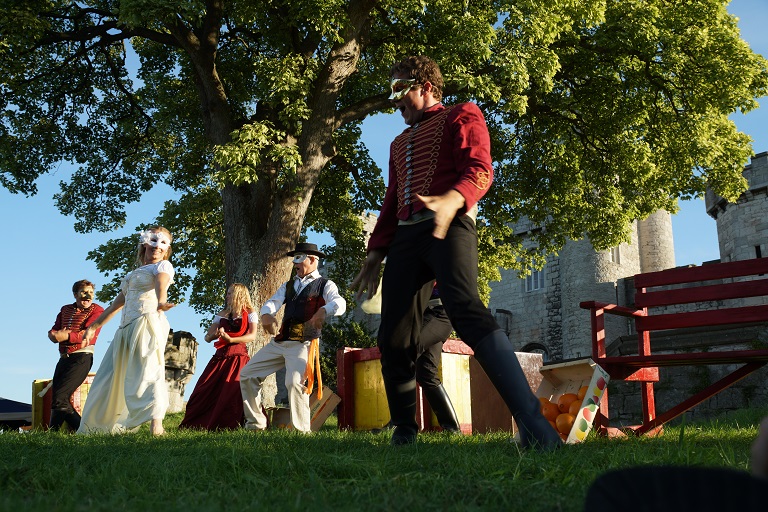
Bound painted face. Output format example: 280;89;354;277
75;286;95;308
388;78;418;101
139;230;171;250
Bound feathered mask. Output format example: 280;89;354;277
139;230;171;250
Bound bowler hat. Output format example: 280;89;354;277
286;242;326;258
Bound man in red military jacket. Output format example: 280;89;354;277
352;56;560;450
47;279;104;431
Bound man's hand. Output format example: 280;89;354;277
308;308;327;330
416;189;466;239
49;329;70;343
261;314;277;335
351;250;386;302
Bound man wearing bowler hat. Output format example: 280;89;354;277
240;242;346;432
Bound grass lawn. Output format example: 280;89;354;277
1;407;765;512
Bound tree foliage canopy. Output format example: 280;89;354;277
1;0;766;311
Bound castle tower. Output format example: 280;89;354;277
705;151;768;263
489;215;651;360
557;228;643;360
637;210;675;273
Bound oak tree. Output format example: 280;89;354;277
2;0;766;314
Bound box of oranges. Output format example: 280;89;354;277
535;358;609;444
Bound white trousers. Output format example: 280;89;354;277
240;339;311;432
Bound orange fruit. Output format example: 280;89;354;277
557;393;579;413
539;396;550;406
568;399;582;416
548;420;557;431
577;385;589;400
555;413;575;435
541;401;560;422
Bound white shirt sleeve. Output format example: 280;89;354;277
154;260;175;283
260;282;288;318
322;280;346;317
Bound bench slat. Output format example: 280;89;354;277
634;257;768;288
598;349;768;368
636;279;768;308
636;305;768;331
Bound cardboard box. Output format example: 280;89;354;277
267;386;341;431
309;385;341;431
267;407;292;429
536;358;609;443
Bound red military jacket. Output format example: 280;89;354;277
367;102;493;253
49;303;105;355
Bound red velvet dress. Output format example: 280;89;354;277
179;314;251;430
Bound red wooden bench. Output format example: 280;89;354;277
580;257;768;437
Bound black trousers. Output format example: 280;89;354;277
50;352;93;430
583;466;768;512
378;215;498;385
415;305;453;388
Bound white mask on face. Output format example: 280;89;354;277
292;253;308;264
139;230;171;250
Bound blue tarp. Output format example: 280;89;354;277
0;397;33;422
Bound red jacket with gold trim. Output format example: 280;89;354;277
49;303;105;355
367;102;493;253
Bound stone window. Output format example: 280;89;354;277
610;246;621;264
525;266;545;292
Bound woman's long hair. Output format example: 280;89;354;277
222;283;254;318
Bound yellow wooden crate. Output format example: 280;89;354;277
338;343;473;433
352;358;390;430
32;373;95;430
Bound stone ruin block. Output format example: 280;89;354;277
164;330;198;414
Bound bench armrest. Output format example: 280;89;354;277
579;301;645;318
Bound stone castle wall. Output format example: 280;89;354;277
707;151;768;263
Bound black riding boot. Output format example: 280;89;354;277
383;378;419;445
48;409;65;431
473;330;562;451
49;409;81;432
422;384;461;433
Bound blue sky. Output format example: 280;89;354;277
1;0;766;404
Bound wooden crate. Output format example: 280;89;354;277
468;351;544;434
337;340;476;434
32;373;95;430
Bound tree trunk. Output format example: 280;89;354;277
221;175;316;407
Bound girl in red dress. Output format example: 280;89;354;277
180;283;256;430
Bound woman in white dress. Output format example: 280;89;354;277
77;226;176;436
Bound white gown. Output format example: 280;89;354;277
77;261;174;434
